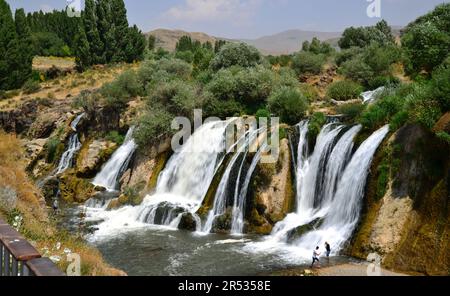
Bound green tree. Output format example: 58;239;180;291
268;86;308;125
0;0;20;90
210;43;261;71
176;36;193;52
84;0;104;64
14;8;33;86
125;25;146;63
74;24;91;72
338;20;395;49
111;0;129;62
148;35;156;51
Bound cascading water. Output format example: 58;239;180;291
202;129;263;234
248;124;389;260
92;127;137;191
230;143;267;234
56;113;84;174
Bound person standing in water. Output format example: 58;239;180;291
311;246;321;268
325;242;331;258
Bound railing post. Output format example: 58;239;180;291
3;248;10;276
0;244;3;276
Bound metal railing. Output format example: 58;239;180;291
0;218;65;276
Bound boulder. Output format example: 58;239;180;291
59;170;95;203
22;138;47;168
27;111;61;139
211;209;232;234
76;140;117;177
286;218;323;243
178;213;197;231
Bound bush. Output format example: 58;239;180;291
255;108;271;120
105;131;125;145
339;56;374;85
431;61;450;111
292;52;326;75
149;80;204;117
134;108;173;147
206;66;275;105
335;47;363;66
22;79;41;94
203;94;243;118
101;70;142;109
337;103;365;120
406;84;442;129
45;137;61;163
308;112;327;139
359;90;406;130
436;131;450;145
267;86;308;125
210;43;262;71
402;4;450;75
326;80;363;101
368;76;400;90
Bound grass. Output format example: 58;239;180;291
0;131;124;276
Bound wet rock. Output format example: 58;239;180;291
178;213;197;232
40;177;59;204
253;139;295;225
59;170;95;203
211;209;232;234
76;140;117;178
94;185;107;192
286;218;323;243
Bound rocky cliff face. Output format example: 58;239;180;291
350;123;450;275
246;138;296;234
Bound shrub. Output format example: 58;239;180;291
326;80;363;101
430;61;450;111
105;131;125;145
292;52;326;75
337;103;365;120
368;76;400;90
148;80;204;117
134;108;173;147
359;91;406;130
210;43;262;71
267;86;308;125
308;112;327;140
402;4;450;75
335;47;363;66
255;108;271;121
206;66;275;105
22;79;41;94
101;70;142;109
406;84;442;129
203;95;243;118
339;56;374;86
436;131;450;145
45;137;61;163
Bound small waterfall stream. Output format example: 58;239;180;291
56;113;84;174
92;127;137;191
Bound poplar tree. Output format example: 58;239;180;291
0;0;19;90
111;0;129;62
14;8;33;84
84;0;103;64
74;24;91;72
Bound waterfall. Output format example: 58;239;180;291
259;124;389;259
290;125;390;255
135;120;232;226
296;123;343;214
202;127;261;234
230;143;267;234
92;127;137;191
56;113;84;174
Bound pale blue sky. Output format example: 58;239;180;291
7;0;450;39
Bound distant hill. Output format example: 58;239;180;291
241;30;342;55
147;27;403;55
146;29;221;52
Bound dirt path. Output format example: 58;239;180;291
317;263;407;276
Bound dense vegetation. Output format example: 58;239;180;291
0;0;147;91
74;0;146;71
0;2;33;90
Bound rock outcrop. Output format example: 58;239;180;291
246;138;295;234
350;124;450;275
76;140;117;177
